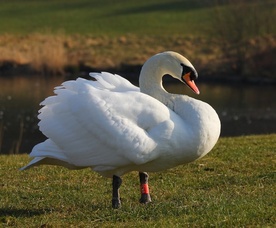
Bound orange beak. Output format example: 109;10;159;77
182;72;200;95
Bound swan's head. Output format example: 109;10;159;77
140;51;200;96
160;51;200;94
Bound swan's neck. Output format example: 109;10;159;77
139;57;171;106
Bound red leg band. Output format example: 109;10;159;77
141;183;149;194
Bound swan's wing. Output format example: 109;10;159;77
31;73;173;171
89;72;139;92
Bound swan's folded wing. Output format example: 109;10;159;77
36;77;172;168
89;72;139;92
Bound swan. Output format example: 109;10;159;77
21;51;220;208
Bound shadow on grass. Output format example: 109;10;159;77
108;1;212;16
0;208;52;218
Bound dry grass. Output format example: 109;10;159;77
1;33;208;71
0;33;226;74
29;34;68;75
0;33;68;75
0;33;275;77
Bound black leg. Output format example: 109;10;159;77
112;175;122;209
139;172;152;204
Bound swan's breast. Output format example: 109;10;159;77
172;95;221;159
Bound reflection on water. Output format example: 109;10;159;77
165;81;276;137
0;75;275;154
0;76;64;154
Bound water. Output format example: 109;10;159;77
0;76;64;154
0;75;275;154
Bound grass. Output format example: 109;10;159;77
0;0;275;78
1;0;274;37
0;134;275;227
0;33;221;75
0;0;217;74
0;0;214;36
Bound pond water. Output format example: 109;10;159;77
0;75;275;154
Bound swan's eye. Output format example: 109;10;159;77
180;64;197;80
190;71;197;80
181;64;191;76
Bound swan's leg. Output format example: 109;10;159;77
139;172;152;204
112;175;122;209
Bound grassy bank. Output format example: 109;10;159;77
0;0;275;80
0;134;275;227
0;0;215;36
1;33;275;81
0;33;222;76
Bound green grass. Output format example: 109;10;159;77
1;0;275;37
0;0;224;36
0;135;275;227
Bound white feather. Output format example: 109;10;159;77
21;51;220;178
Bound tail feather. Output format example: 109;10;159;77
20;139;83;171
20;157;82;170
20;157;46;170
29;139;67;160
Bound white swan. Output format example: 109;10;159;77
21;51;220;208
